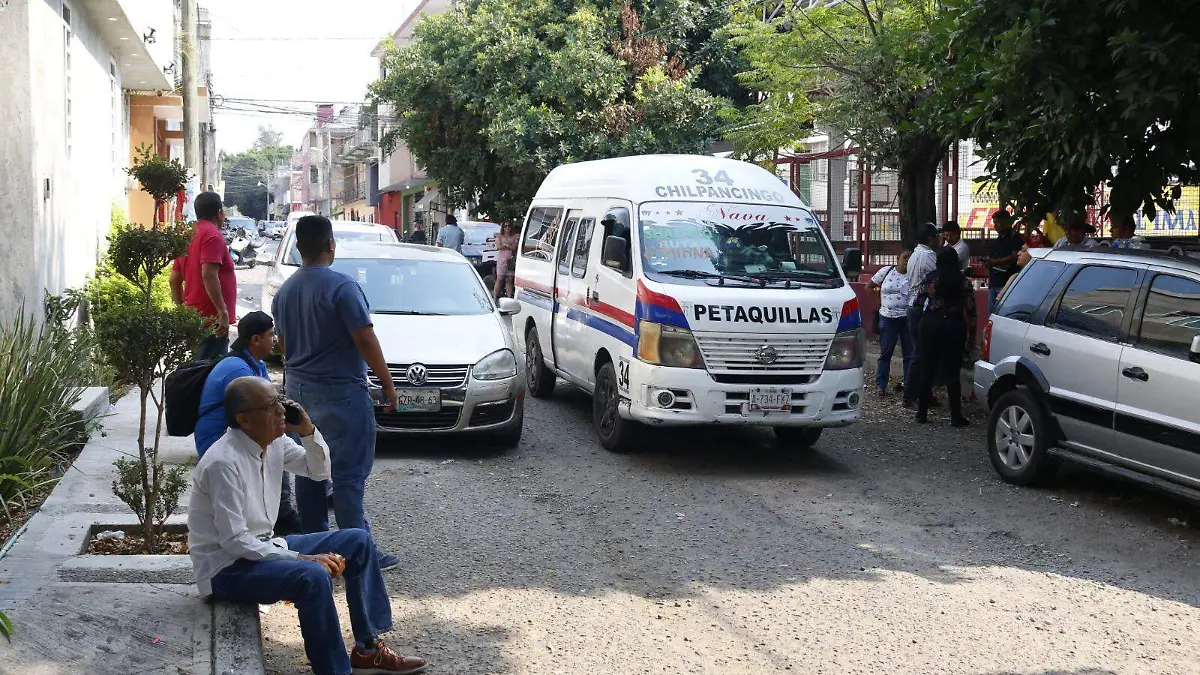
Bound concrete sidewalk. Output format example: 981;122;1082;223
0;388;263;675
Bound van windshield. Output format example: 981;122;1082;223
637;202;841;287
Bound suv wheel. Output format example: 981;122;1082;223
525;328;556;399
987;389;1059;485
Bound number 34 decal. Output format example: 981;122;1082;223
617;357;631;394
692;169;735;186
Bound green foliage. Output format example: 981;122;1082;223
126;144;190;223
94;304;206;391
222;126;292;221
105;222;190;307
0;309;96;522
86;266;175;316
112;457;189;537
0;608;11;643
371;0;730;219
932;0;1200;221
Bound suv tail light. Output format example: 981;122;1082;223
980;319;993;362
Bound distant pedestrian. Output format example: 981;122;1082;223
492;220;519;299
915;247;976;428
941;220;970;271
407;224;427;245
902;223;940;409
870;249;914;397
182;192;238;361
435;215;465;253
1108;211;1149;250
1053;210;1099;249
193;311;303;535
984;209;1024;312
271;215;401;570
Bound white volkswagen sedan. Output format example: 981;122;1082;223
330;242;526;446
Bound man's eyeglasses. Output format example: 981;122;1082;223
242;395;286;415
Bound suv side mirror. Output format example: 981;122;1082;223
1191;335;1200;364
603;235;629;272
842;247;863;278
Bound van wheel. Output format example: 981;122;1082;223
773;427;822;449
525;328;556;399
594;362;638;452
988;389;1059;486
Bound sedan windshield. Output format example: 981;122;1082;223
283;228;398;266
638;202;841;286
330;258;493;316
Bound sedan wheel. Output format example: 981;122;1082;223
986;388;1059;486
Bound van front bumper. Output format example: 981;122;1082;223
623;360;863;428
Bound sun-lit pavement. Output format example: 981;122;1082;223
238;266;1200;675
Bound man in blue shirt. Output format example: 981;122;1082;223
272;215;400;570
434;215;464;252
194;311;303;534
985;209;1025;312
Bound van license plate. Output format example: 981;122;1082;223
747;387;792;413
393;388;441;412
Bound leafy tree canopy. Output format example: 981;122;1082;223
221;126;293;221
933;0;1200;222
371;0;732;219
727;0;948;241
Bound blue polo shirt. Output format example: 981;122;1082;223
271;264;372;385
194;350;269;457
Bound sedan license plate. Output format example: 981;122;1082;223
392;388;441;412
747;387;792;413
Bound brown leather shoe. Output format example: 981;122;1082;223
351;640;427;674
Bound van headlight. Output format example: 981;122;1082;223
472;349;517;380
824;328;865;370
637;321;705;369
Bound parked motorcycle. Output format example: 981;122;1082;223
228;228;259;268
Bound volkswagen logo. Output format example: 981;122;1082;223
753;345;779;365
405;363;429;386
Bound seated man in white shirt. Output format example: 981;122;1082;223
1053;210;1099;249
188;377;426;675
1108;211;1150;250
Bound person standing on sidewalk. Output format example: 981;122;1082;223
984;209;1025;312
188;376;427;675
870;249;914;397
914;248;976;427
181;192;238;361
902;223;940;409
492;220;519;300
435;215;465;253
941;221;971;272
193;311;303;535
272;215;401;569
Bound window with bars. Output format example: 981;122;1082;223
63;2;73;157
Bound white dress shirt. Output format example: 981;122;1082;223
952;239;971;271
907;244;938;303
188;427;331;597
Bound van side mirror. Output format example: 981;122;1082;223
842;247;863;277
603;235;629;272
1191;335;1200;364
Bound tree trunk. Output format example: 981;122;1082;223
137;385;155;553
897;156;939;247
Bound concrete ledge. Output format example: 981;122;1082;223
213;601;266;675
71;386;110;422
59;554;193;583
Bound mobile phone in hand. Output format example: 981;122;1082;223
282;400;302;426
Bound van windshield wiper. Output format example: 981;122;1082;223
657;269;761;286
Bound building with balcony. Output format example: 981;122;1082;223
0;0;183;320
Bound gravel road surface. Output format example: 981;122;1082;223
243;267;1200;675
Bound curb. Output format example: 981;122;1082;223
213;602;266;675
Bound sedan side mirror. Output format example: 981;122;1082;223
497;297;522;316
603;235;630;272
1191;334;1200;364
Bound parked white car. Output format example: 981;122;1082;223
330;242;525;445
261;220;400;319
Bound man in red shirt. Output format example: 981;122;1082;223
181;192;238;361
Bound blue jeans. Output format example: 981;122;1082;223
286;378;376;536
195;333;229;362
209;529;392;675
876;314;915;392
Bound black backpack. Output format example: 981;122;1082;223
164;354;250;437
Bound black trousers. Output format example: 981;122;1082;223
902;305;924;403
917;311;967;420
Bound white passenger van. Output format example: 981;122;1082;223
513;154;864;451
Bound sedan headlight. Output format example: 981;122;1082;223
824;328;865;370
637;320;704;369
472;349;517;380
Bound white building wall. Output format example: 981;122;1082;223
0;0;39;319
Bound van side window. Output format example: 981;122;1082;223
601;207;633;276
571;218;595;278
1050;265;1137;341
1137;274;1200;360
522;207;563;262
557;217;580;276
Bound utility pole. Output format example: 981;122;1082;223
181;0;200;176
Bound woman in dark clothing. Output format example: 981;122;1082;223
915;247;977;427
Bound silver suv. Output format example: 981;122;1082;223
974;247;1200;500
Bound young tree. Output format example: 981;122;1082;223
726;0;949;243
126;144;190;228
371;0;730;218
933;0;1200;221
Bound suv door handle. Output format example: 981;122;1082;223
1029;342;1051;356
1122;366;1149;382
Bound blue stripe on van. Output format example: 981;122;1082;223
565;308;637;348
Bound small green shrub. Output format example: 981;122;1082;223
0;608;11;643
126;144;189;227
112;457;189;538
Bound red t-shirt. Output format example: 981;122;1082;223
182;220;237;321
